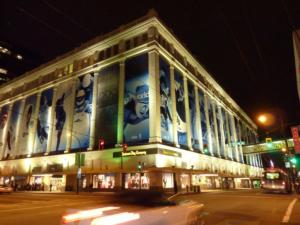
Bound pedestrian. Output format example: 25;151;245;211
50;183;52;192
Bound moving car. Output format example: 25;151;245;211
62;191;205;225
0;185;13;193
261;168;292;194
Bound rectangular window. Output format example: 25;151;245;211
125;173;150;189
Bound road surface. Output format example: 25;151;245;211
0;190;299;225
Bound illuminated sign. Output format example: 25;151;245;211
243;139;295;154
121;151;147;157
113;148;182;158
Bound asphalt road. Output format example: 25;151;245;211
0;190;299;225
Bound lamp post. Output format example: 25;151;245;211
256;113;296;184
67;132;82;194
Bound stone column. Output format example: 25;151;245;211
170;65;179;147
183;75;192;150
148;50;161;143
194;85;203;152
230;115;239;162
204;94;213;156
117;61;125;145
212;102;220;157
218;106;226;159
89;72;98;150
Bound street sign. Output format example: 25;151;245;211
291;126;300;153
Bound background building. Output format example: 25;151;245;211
0;12;263;192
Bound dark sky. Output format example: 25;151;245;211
2;0;300;137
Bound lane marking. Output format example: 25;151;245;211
282;198;297;223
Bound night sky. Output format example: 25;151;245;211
2;0;300;138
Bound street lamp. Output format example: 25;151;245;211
256;112;297;183
67;132;82;194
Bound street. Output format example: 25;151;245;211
0;190;299;225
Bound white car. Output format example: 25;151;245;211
0;185;13;193
62;191;205;225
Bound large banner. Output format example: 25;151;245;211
34;89;53;153
4;101;22;158
207;96;217;155
18;94;37;155
216;106;225;157
0;105;9;158
71;73;94;149
174;70;187;146
51;81;73;152
199;89;208;149
159;57;173;143
188;81;199;149
95;65;119;147
124;54;149;143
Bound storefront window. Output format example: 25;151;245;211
29;175;66;191
162;173;174;188
125;173;150;190
92;173;115;189
180;174;190;189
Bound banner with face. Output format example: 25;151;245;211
124;54;149;143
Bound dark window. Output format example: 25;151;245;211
99;51;105;61
133;37;138;47
106;47;112;58
113;44;119;55
125;40;131;50
142;33;148;43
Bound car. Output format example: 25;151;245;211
61;191;205;225
0;185;13;193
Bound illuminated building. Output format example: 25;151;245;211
0;11;263;192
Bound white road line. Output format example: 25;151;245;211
282;198;297;223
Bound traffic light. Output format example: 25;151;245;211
122;143;128;152
266;138;273;149
99;139;105;150
203;144;209;154
290;157;297;164
137;162;144;171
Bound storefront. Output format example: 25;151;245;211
234;178;251;189
124;173;150;190
92;173;115;189
192;174;221;190
0;176;11;185
162;173;174;189
30;174;66;192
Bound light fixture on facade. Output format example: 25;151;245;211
16;54;23;60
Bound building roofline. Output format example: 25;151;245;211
0;9;257;129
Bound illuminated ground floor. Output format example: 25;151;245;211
0;144;263;192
